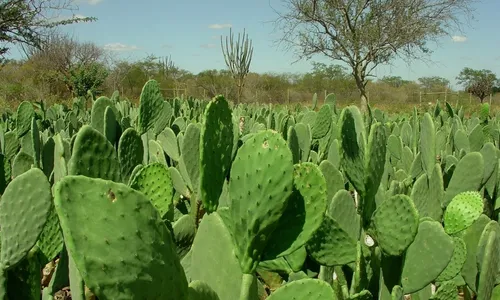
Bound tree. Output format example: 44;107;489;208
380;76;411;88
456;68;498;103
221;28;253;103
273;0;476;111
418;76;450;92
26;32;107;97
0;0;95;59
66;61;108;97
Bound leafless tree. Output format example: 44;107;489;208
272;0;477;111
25;31;106;94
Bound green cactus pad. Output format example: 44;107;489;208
363;122;387;223
229;130;294;273
420;113;436;175
53;175;188;299
319;160;345;203
410;163;444;221
284;246;307;272
443;152;484;206
264;162;327;259
129;162;174;220
476;221;500;285
12;151;34;178
138;80;165;134
182;123;201;195
327;190;360;241
443;191;483;235
401;220;454;294
91;96;114;134
294;123;311;162
267;278;335;300
31;117;41;168
371;194;419;256
69;125;121;181
36;205;64;262
158;127;180;161
118;127;144;183
153;101;173;135
306;215;357;266
16;101;34;138
436;237;467;282
170;166;191;199
287;126;300;164
0;168;51;269
311;104;332;140
190;211;255;300
461;214;490;292
173;214;196;259
188;280;221;300
104;105;118;146
340;106;366;197
199;95;234;213
476;229;498;300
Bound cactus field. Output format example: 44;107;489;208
0;79;500;300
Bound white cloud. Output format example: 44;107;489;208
103;43;139;52
208;23;232;29
200;43;216;49
452;35;467;42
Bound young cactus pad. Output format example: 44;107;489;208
53;175;188;299
443;191;484;235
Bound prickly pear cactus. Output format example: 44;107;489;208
199;95;233;213
229;130;294;273
53;175;189;299
0;168;51;269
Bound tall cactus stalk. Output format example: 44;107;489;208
220;28;253;104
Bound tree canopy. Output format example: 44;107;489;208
0;0;95;59
273;0;476;110
457;67;499;102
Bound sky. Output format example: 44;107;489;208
8;0;500;88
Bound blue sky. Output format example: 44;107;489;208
9;0;500;87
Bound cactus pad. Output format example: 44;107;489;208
401;220;454;294
306;215;357;266
199;95;234;213
264;162;327;259
138;79;165;134
69;125;121;181
118;127;144;183
53;175;188;299
129;162;174;220
267;278;335;300
229;130;294;273
443;191;483;235
0;168;51;269
436;237;467;282
371;194;419;256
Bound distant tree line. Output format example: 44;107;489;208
0;0;496;107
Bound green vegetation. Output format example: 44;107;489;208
0;79;499;299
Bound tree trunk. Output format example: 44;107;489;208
353;74;368;112
360;93;368;113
